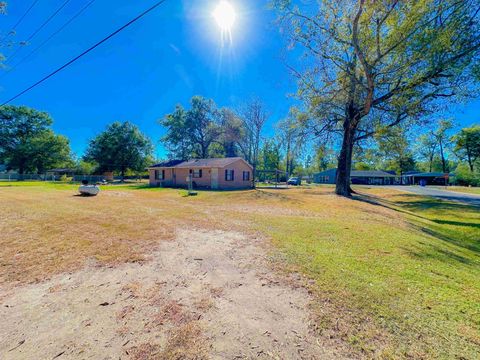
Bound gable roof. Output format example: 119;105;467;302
149;157;252;169
351;170;396;178
150;159;185;168
175;157;248;168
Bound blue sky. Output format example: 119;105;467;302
1;0;479;159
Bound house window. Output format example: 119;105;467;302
243;171;250;181
155;170;165;180
225;169;234;181
190;169;202;178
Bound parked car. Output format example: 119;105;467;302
287;177;301;185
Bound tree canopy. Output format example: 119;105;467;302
453;125;480;172
0;105;72;173
160;96;223;159
84;121;153;178
159;96;267;168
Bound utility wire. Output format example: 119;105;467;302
1;0;97;79
6;0;72;63
1;0;167;106
0;0;40;43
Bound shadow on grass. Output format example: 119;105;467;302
432;219;480;229
354;192;480;255
400;243;474;265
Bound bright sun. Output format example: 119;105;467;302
213;1;236;31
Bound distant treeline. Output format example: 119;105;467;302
0;102;479;185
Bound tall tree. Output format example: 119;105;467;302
453;125;480;172
186;96;222;158
159;105;191;159
277;111;305;177
275;0;480;196
311;144;336;172
218;108;244;157
238;98;268;182
0;105;72;173
433;120;454;173
159;96;222;159
84;121;153;180
260;139;281;171
376;127;416;176
416;133;438;172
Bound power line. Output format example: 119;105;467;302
11;0;40;30
0;0;40;42
1;0;168;106
2;0;97;79
6;0;72;63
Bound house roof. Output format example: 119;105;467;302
150;159;185;168
402;172;446;177
313;168;337;176
149;157;251;169
46;168;75;172
314;168;396;178
351;170;397;178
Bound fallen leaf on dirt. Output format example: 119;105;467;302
8;339;25;352
52;350;65;359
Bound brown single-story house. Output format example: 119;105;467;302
148;157;253;190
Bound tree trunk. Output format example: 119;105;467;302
439;140;447;173
121;167;125;182
335;122;356;197
467;152;474;172
285;143;290;178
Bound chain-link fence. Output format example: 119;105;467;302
0;174;148;182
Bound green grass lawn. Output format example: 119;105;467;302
248;187;480;359
432;185;480;195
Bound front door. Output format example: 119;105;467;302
211;168;218;189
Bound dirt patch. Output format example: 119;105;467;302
0;229;350;359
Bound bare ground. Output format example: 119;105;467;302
0;228;346;359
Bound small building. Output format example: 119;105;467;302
148;157;253;190
46;168;75;177
401;172;449;185
313;168;398;185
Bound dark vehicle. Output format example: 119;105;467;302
287;177;301;185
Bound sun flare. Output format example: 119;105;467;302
213;1;236;46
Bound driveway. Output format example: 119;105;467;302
388;186;480;206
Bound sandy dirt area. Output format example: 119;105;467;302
1;228;345;359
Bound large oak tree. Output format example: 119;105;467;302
275;0;480;196
0;105;72;173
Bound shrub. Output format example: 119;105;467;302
453;163;480;186
59;175;73;182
